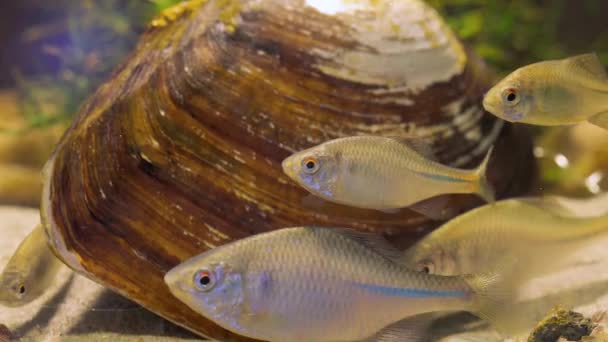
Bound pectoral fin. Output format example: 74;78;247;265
588;111;608;130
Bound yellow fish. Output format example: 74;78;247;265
0;224;63;307
403;195;608;279
483;53;608;129
282;136;494;218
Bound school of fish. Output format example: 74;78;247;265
2;53;608;341
160;53;608;341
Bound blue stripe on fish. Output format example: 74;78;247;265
355;283;467;298
412;171;468;183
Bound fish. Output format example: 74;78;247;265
165;226;513;342
483;53;608;130
402;195;608;335
402;195;608;280
281;136;494;218
0;224;63;307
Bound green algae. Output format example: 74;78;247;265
528;307;596;342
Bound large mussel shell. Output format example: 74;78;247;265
41;0;536;339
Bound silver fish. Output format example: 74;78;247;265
0;224;63;307
483;53;608;130
282;136;494;217
165;227;511;342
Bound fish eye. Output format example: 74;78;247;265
501;88;520;106
418;261;434;274
11;284;26;297
302;157;320;174
193;269;216;292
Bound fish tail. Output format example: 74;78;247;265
475;146;495;203
464;257;520;335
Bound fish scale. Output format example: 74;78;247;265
483;53;608;129
282;136;494;216
0;225;63;307
404;196;608;280
165;227;511;341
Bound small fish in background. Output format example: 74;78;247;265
0;224;63;307
0;324;12;342
281;136;494;219
165;227;515;342
402;194;608;279
483;53;608;130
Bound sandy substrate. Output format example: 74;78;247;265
1;205;608;341
0;206;199;342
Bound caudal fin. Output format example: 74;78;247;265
475;146;495;203
464;257;519;335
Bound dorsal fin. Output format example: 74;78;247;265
589;110;608;130
329;228;406;265
388;136;436;161
562;53;607;81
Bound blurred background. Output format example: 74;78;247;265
0;0;606;205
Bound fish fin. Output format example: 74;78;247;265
329;228;405;265
465;256;518;335
365;314;434;342
474;146;495;203
563;53;608;82
588;111;608;130
389;136;437;161
409;196;457;221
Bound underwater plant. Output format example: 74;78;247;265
10;0;184;130
8;0;608;129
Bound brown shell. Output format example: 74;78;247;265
41;0;536;340
0;324;11;342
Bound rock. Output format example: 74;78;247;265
0;323;12;342
527;307;595;342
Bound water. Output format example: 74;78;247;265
0;0;607;341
